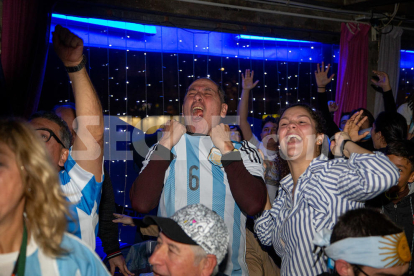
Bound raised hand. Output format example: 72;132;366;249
328;101;339;113
343;110;369;142
241;69;259;91
330;131;352;157
159;119;186;150
315;62;335;88
52;24;84;67
210;123;234;154
112;213;135;226
371;70;392;92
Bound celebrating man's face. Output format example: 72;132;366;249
182;79;228;135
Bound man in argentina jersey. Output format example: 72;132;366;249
131;78;268;275
30;25;104;250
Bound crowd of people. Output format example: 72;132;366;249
1;25;414;276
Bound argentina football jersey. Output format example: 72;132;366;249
59;148;104;250
141;133;264;276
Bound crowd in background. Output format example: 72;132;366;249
1;25;414;276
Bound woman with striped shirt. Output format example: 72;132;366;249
254;104;400;275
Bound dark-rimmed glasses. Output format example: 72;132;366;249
36;128;67;149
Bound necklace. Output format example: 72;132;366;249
11;221;27;276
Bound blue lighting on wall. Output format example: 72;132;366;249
52;14;156;34
50;14;413;67
237;35;313;44
401;50;414;68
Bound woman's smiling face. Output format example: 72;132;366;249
278;106;323;161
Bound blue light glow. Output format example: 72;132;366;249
52;14;156;34
401;50;414;68
237;35;313;44
50;13;413;67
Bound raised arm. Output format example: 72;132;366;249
371;70;396;112
52;25;104;182
314;62;339;138
328;133;399;202
339;110;370;145
237;69;259;141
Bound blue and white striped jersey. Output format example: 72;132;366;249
0;233;110;276
59;148;104;250
254;152;399;276
141;134;264;276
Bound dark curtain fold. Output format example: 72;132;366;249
1;0;56;118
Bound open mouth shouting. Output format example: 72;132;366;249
192;106;204;121
286;134;302;145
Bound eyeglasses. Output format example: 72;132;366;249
36;128;67;149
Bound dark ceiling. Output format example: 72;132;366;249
55;0;414;48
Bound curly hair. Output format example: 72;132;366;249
0;119;69;257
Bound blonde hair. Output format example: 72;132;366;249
0;119;69;257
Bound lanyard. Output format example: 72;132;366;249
11;222;27;276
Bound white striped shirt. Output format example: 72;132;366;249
254;152;399;275
142;134;264;276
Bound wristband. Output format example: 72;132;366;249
106;251;122;260
65;54;87;73
340;139;352;158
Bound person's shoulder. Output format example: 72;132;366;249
236;139;259;149
248;133;260;146
58;233;109;275
60;233;110;274
61;233;96;253
235;140;261;156
397;102;410;114
63;147;103;184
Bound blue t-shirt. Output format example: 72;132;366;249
0;233;110;276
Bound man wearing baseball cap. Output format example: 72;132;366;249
144;204;229;276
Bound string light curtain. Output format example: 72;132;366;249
41;14;343;244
